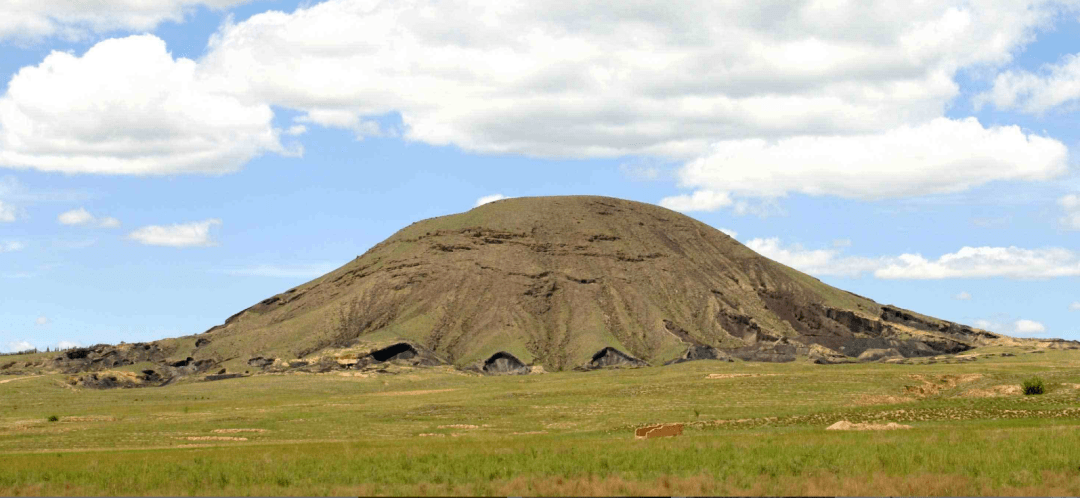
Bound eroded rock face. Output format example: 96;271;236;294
482;352;530;375
50;343;167;373
879;306;999;345
247;356;275;368
69;369;164;389
726;338;801;363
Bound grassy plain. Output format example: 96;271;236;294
1;346;1079;496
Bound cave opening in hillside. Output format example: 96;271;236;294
369;343;419;362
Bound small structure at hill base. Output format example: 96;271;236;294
665;345;732;365
370;343;418;362
635;423;683;439
362;342;443;367
857;348;903;362
482;351;530;375
585;347;647;369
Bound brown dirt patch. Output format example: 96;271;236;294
705;373;779;379
212;428;268;433
904;374;982;397
826;421;912;431
418;433;445;437
635;423;684;439
180;436;248;441
853;394;915;405
962;384;1022;398
372;388;457;396
60;416;117;423
0;375;43;385
437;424;478;429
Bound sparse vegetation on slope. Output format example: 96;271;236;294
182;196;1015;375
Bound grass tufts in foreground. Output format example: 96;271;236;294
0;346;1078;496
1022;376;1045;395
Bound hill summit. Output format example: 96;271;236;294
189;195;1008;372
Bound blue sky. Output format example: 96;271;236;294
1;0;1079;352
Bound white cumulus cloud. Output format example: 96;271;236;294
1013;319;1046;336
0;0;254;42
875;246;1080;279
745;237;883;278
953;291;972;300
743;237;1080;280
660;190;733;212
1;241;25;253
127;219;221;247
58;208;120;228
3;340;34;353
0;0;1075;200
1059;194;1080;230
975;53;1080;114
0;200;16;222
0;35;292;176
55;340;81;350
669;118;1067;207
1070;302;1080;311
35;315;49;326
475;194;509;207
195;0;1064;161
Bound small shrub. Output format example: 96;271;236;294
1021;377;1045;395
46;415;59;422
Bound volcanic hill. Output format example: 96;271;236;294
187;195;1012;371
21;195;1045;385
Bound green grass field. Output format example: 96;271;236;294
1;347;1078;496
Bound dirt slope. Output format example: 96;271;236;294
184;196;1007;371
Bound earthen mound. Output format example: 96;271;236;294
42;196;1030;379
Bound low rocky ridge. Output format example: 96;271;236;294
4;196;1077;388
